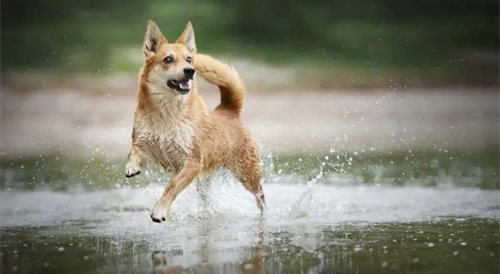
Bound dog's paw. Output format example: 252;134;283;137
150;204;168;223
125;162;141;178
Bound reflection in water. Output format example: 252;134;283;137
151;250;183;274
0;218;498;274
149;217;266;274
239;220;264;274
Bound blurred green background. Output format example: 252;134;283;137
2;0;499;87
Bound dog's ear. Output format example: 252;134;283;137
143;20;167;57
176;21;196;53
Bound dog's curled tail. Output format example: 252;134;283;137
194;53;246;115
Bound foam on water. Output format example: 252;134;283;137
1;178;498;230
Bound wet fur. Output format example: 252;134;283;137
125;20;266;223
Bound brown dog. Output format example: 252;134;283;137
125;20;266;223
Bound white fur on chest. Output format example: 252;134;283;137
136;117;194;171
157;120;194;155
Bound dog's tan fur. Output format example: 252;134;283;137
125;20;266;223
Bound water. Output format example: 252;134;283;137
1;150;499;273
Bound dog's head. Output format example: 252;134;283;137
142;20;196;96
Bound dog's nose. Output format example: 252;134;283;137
184;67;195;78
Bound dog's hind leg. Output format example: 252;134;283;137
239;173;266;213
230;149;267;213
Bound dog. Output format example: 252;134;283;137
125;20;266;223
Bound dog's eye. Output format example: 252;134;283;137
186;56;192;63
164;56;173;63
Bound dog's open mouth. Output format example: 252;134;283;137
167;79;191;94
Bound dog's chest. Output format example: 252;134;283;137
138;119;194;170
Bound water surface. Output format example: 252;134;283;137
1;150;499;273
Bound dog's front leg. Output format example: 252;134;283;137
125;144;147;178
150;160;201;223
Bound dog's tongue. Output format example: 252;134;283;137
178;80;190;90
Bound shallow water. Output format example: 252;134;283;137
1;151;499;273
